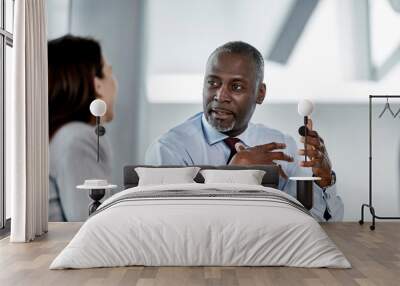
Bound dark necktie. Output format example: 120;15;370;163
223;137;240;164
324;208;332;221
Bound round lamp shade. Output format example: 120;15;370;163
298;99;314;117
90;99;107;117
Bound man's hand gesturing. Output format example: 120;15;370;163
229;142;294;179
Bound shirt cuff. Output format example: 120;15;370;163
310;182;328;220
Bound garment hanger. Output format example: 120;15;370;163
378;98;395;118
394;105;400;118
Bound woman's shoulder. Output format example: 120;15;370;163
53;121;93;140
50;121;109;154
50;121;112;173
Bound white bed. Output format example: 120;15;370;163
50;183;350;269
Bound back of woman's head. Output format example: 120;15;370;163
48;34;104;138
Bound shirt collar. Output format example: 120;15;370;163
201;113;252;147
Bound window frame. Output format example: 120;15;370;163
0;0;14;231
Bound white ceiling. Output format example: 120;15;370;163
46;0;400;103
146;0;295;74
146;0;400;103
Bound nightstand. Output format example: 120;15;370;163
77;180;117;215
289;176;321;210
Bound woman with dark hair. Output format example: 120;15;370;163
48;35;118;221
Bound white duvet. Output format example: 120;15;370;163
50;183;350;269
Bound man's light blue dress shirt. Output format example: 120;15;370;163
145;112;344;221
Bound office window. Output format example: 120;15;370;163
1;0;14;230
5;0;13;33
146;0;400;103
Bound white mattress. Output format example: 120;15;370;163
50;183;351;269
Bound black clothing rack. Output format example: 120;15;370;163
359;95;400;230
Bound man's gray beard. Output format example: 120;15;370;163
208;116;236;133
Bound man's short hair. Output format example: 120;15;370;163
209;41;264;84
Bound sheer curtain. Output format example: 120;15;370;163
6;0;49;242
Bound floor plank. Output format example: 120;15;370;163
0;222;399;286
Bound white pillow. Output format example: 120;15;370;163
200;169;266;185
135;167;200;186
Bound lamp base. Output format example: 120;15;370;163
296;180;313;210
289;177;321;210
88;189;105;215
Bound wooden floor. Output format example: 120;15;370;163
0;222;399;286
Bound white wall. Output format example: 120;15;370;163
142;103;400;222
47;0;70;39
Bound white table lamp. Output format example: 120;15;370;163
292;99;316;210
